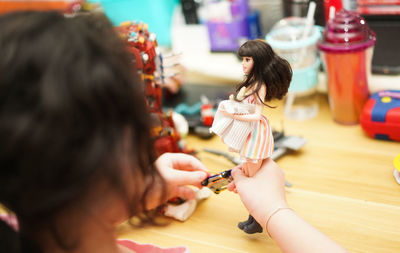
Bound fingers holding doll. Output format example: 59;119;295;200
144;153;209;210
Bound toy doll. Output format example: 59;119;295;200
210;86;256;152
210;39;292;234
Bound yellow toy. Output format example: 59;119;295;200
393;154;400;184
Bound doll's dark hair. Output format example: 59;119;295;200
235;39;292;104
0;11;165;252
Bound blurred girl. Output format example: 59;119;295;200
0;11;207;253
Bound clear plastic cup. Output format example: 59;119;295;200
266;17;321;120
266;17;320;69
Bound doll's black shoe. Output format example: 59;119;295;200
238;215;253;230
243;219;263;234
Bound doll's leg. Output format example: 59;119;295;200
238;214;253;230
237;163;251;230
239;160;264;234
243;216;263;234
242;159;263;177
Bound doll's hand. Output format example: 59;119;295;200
231;158;288;229
219;108;234;118
146;153;208;210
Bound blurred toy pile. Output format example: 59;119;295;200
115;21;191;156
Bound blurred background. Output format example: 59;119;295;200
1;3;400;251
0;0;399;139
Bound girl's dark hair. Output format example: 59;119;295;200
0;11;164;252
235;39;292;104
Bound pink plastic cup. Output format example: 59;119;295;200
318;10;376;125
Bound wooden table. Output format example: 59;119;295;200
118;94;400;253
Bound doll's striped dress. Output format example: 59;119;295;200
239;95;274;161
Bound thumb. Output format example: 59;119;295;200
231;167;246;182
167;169;208;186
174;186;196;200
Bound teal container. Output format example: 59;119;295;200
266;17;322;120
89;0;179;46
265;17;322;93
289;59;320;93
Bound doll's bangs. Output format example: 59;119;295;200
238;43;253;58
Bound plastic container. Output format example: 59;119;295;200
266;17;321;120
206;0;250;52
318;10;376;125
284;59;320;120
266;17;321;69
206;18;249;52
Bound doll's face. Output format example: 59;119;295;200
242;56;254;75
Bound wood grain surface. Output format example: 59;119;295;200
119;94;400;253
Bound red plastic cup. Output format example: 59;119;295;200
318;10;376;124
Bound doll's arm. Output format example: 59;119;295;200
229;86;266;122
229;103;262;122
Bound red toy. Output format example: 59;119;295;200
116;21;189;156
360;90;400;141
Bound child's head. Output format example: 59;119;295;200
0;11;164;251
236;39;292;103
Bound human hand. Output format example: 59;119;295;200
229;158;288;229
146;153;208;210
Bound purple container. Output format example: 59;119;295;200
230;0;249;19
206;0;250;52
207;18;249;52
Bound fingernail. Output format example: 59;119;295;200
198;171;207;180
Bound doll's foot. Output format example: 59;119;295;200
243;219;263;234
238;215;253;230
